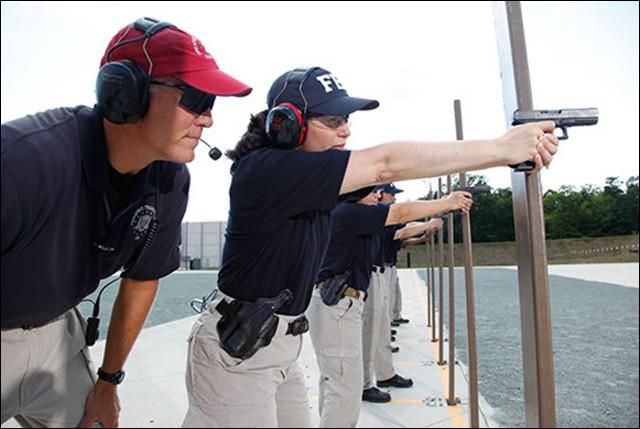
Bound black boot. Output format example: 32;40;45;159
362;387;392;403
377;374;414;388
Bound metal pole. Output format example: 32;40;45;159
426;233;432;327
430;231;436;339
185;221;189;270
455;99;480;427
446;174;459;405
494;2;557;427
437;178;445;361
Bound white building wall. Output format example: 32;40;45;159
180;221;227;269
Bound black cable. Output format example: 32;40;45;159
85;169;161;346
84;276;120;346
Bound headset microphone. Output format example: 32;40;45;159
200;138;222;161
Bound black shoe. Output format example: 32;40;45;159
391;346;400;353
390;321;400;327
393;318;410;324
391;335;396;342
362;387;392;403
377;374;414;388
390;329;397;335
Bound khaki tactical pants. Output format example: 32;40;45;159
388;266;403;321
182;292;312;428
307;288;365;427
362;271;394;390
1;309;97;428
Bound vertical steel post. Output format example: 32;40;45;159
446;174;459;405
437;178;445;360
185;221;190;270
426;235;432;327
430;231;437;339
455;99;479;427
493;2;557;427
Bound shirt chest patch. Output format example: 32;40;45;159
130;205;156;241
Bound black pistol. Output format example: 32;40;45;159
510;108;599;172
434;185;491;218
452;185;492;195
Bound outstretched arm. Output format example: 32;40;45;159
339;121;558;194
385;192;472;226
395;218;444;241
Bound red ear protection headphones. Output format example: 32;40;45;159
265;67;318;149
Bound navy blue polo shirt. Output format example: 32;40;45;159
317;201;389;292
373;231;385;269
217;147;350;316
384;224;405;265
1;106;189;328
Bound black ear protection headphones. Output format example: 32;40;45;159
265;67;318;149
96;17;174;124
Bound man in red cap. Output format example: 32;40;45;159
1;17;250;428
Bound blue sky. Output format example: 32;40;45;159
2;1;638;221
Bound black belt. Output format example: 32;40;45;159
1;314;65;331
215;299;309;337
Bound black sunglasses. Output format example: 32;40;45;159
149;80;216;115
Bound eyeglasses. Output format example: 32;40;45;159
149;80;216;115
309;115;350;129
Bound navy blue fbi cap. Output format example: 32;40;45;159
375;183;404;195
267;67;379;116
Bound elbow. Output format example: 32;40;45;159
386;205;404;226
374;145;399;184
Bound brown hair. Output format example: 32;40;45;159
225;110;271;163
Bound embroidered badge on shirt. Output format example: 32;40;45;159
130;205;156;241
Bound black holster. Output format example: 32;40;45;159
216;289;292;360
319;271;352;306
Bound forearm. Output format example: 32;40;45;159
403;235;429;247
377;139;503;183
394;223;429;240
341;139;502;194
387;200;450;225
100;278;158;372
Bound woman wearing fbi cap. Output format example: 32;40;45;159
182;66;559;427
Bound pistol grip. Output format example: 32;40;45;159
509;160;536;172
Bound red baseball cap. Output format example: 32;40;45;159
100;20;251;97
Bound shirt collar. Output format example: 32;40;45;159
79;106;157;197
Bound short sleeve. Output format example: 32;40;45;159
1;162;22;254
126;167;190;280
231;149;350;225
340;203;390;237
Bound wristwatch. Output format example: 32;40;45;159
97;367;126;385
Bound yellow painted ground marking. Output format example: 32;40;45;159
412;270;468;428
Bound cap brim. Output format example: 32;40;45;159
310;95;379;116
175;68;252;97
